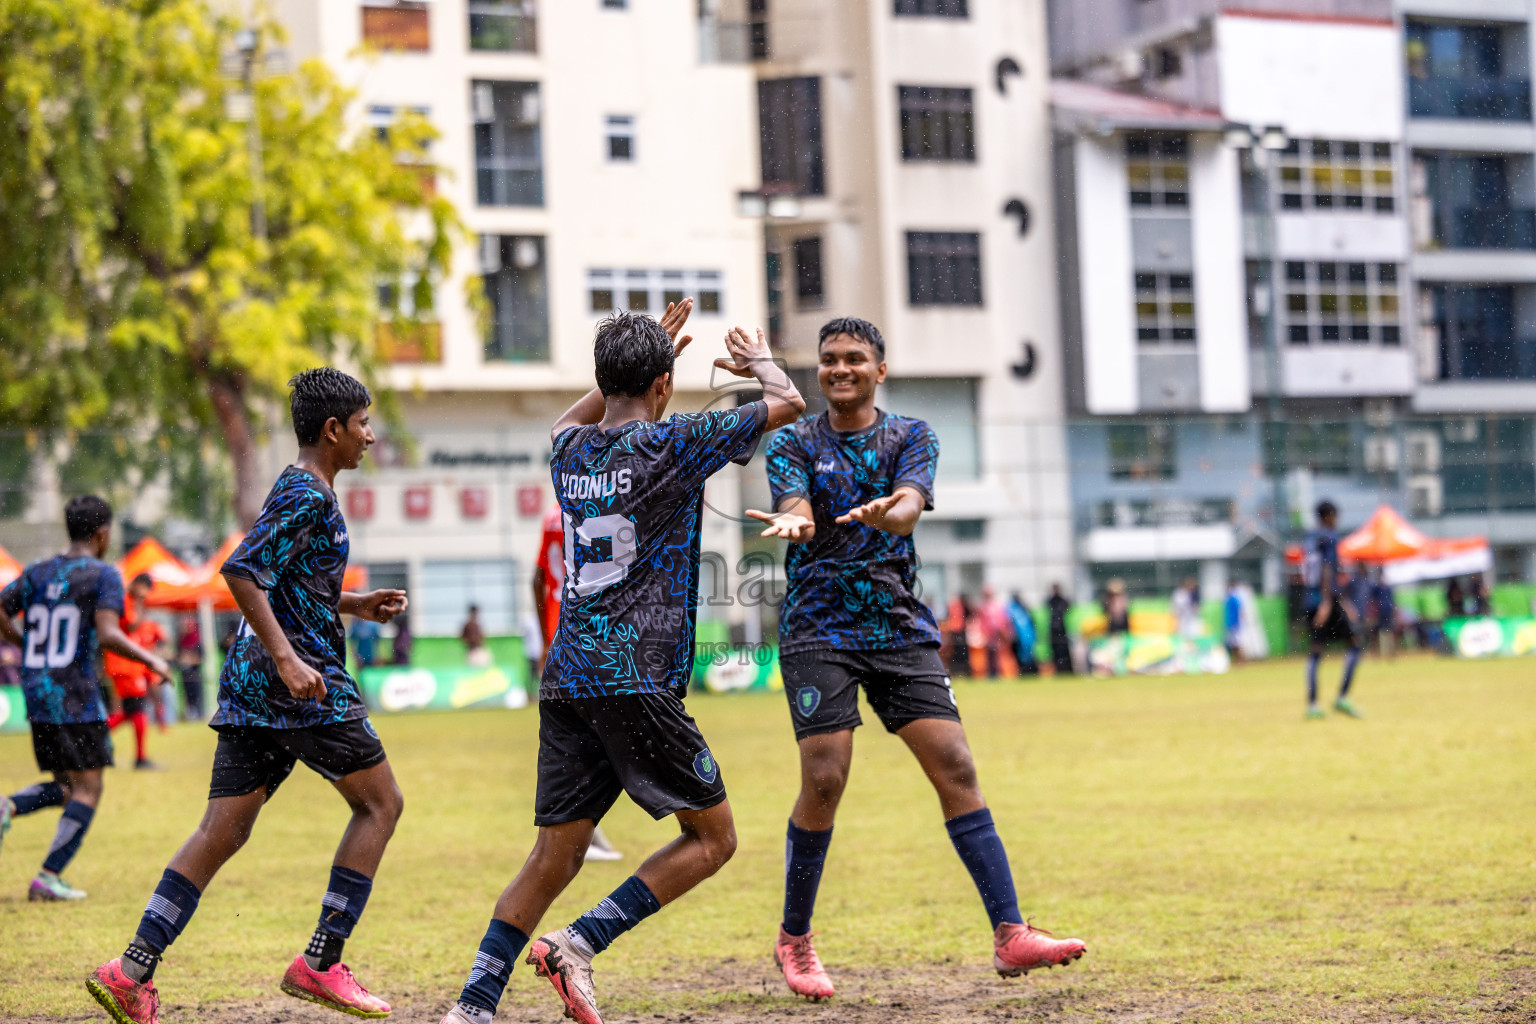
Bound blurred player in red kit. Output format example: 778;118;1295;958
106;574;167;770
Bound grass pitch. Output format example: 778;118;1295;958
1;655;1533;1023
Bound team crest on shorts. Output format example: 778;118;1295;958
796;686;821;717
693;749;718;784
363;718;378;739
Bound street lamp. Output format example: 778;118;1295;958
1223;122;1291;532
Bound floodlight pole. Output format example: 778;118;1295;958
236;28;268;245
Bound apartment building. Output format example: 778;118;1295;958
1049;0;1536;597
738;0;1072;605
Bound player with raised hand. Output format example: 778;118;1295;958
748;317;1086;1001
0;497;171;902
438;300;803;1024
87;369;409;1024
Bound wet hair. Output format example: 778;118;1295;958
818;317;886;361
1316;500;1338;521
593;311;675;398
289;368;372;447
131;573;154;590
64;495;113;542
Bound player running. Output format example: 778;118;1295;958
105;573;168;770
1301;500;1364;720
0;497;170;902
86;369;410;1024
437;301;803;1024
748;317;1087;1000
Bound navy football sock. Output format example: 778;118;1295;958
458;918;529;1013
9;782;65;816
1338;647;1362;698
306;865;374;970
41;801;94;874
569;875;661;955
1306;652;1321;705
126;868;203;981
945;808;1023;929
782;820;833;937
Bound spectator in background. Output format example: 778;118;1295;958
0;637;19;689
462;604;491;667
176;614;204;720
1224;582;1243;663
1373;573;1397;660
1445;577;1466;618
350;616;381;668
944;593;973;678
1103;579;1130;635
977;586;1009;679
1047;583;1073;676
1006;592;1038;676
532;505;565;677
105;573;166;768
1172;577;1201;639
1471;575;1491;617
391;612;413;666
520;606;544;695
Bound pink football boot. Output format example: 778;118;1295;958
526;930;603;1024
85;958;161;1024
774;926;834;1001
993;920;1087;977
280;954;392;1018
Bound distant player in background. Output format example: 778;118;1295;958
1301;500;1364;719
88;369;410;1024
0;496;170;901
105;573;167;769
750;317;1085;1002
438;301;803;1024
531;504;622;863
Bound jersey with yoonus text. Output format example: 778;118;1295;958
213;466;363;729
1;556;124;725
766;410;943;656
541;402;768;699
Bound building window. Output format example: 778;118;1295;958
1416;153;1535;249
1134;273;1196;344
1126;133;1188;208
898;86;976;162
469;0;536;52
419;560;517;636
1440;418;1536;513
1276;139;1396;213
605;115;635;161
1283;261;1401;345
883;378;980;481
588;269;723;316
473;81;543;207
907;232;982;307
1262;422;1353;476
1406;20;1533;121
894;0;967;15
759;77;825;197
793;237;824;307
1425;284;1536;380
1107;423;1176;481
361;1;430;51
749;0;770;59
482;235;549;361
601;0;627;8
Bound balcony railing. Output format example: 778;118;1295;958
1090;498;1235;530
1447;208;1536;249
1409;77;1532;120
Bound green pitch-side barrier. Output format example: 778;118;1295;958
358;663;532;714
1442;616;1536;659
0;685;23;734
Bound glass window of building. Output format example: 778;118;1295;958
898;86;976;162
1283;261;1401;345
906;231;982;306
1126;133;1188;208
419;560;518;636
472;80;543;206
482;235;550;361
606;115;635;161
793;236;825;307
894;0;967;16
1107;423;1176;480
759;77;825;196
1134;273;1196;343
468;0;536;52
1276;139;1396;213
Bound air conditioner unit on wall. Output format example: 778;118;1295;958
1408;474;1443;518
1405;430;1441;473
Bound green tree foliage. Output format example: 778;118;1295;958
0;0;462;527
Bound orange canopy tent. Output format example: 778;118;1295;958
124;534;368;613
0;544;22;590
1286;506;1491;585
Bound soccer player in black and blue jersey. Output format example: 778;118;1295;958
438;301;803;1024
749;318;1086;1000
1301;500;1364;720
88;369;410;1024
0;496;170;902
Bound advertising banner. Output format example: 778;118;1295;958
693;645;782;694
1442;616;1536;659
358;665;530;715
0;685;24;734
1087;634;1231;677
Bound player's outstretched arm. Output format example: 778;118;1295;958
0;608;20;648
550;298;698;441
745;499;815;543
225;575;327;700
713;325;804;430
341;589;409;623
95;610;171;680
836;486;926;536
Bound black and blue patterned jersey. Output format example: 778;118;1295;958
212;466;360;729
1301;529;1340;611
766;410;943;656
542;402;769;699
1;555;124;725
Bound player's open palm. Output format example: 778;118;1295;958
714;326;771;378
747;508;815;542
661;297;694;356
838;493;905;532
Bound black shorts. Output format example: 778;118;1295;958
119;696;148;716
1308;603;1360;647
534;693;726;827
780;645;959;742
32;721;114;773
209;719;388;800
